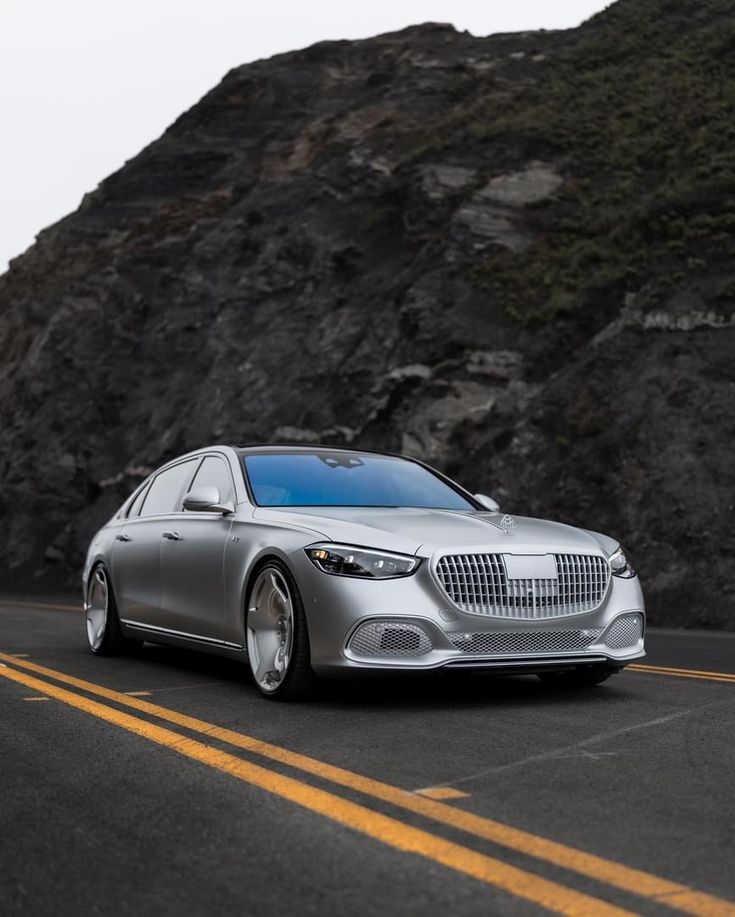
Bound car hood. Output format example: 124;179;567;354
251;506;617;557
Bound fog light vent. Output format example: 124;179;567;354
349;621;433;658
604;614;643;649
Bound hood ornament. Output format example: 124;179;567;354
499;514;517;535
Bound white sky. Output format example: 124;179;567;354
0;1;610;273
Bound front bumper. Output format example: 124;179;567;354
290;548;646;677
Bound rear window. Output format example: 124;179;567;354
126;482;150;518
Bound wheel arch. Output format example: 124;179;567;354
85;558;109;606
241;550;297;622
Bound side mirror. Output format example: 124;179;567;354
183;486;234;515
474;493;500;513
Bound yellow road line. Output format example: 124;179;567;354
416;787;470;800
629;664;735;685
0;664;633;917
0;599;81;613
2;652;732;917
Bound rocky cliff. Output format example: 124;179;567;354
1;0;734;626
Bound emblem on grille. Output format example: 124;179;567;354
499;514;517;535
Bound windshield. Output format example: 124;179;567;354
243;452;475;510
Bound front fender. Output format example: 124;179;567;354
224;521;323;645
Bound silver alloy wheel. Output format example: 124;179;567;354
86;567;109;651
247;567;295;694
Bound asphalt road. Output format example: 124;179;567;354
1;600;733;917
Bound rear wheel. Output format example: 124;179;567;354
85;565;139;655
537;665;620;687
245;561;315;700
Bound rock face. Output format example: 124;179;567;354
1;0;734;628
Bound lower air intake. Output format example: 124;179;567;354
349;621;433;658
604;614;643;649
449;629;603;655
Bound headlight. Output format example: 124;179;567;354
305;543;420;579
608;546;636;578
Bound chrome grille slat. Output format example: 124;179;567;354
436;553;610;619
491;554;503;615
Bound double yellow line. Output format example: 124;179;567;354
1;653;733;916
628;664;735;685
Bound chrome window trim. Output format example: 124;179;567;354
188;451;239;506
138;456;203;518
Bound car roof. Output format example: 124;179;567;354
235;443;405;459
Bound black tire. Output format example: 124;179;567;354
245;560;316;701
537;665;620;688
85;565;141;656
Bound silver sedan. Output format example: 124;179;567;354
83;445;645;699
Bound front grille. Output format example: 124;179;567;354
435;553;610;619
450;629;603;655
604;614;643;649
349;621;433;658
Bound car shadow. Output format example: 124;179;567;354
129;643;635;711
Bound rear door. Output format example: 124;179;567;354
112;458;200;629
159;453;236;642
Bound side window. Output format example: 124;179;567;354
188;455;234;504
139;460;199;517
126;481;151;518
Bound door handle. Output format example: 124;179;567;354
162;531;182;541
115;534;132;542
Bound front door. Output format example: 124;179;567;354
159;454;237;643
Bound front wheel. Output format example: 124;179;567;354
245;562;315;700
85;565;139;655
537;665;620;688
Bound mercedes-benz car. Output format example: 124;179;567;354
83;445;645;699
